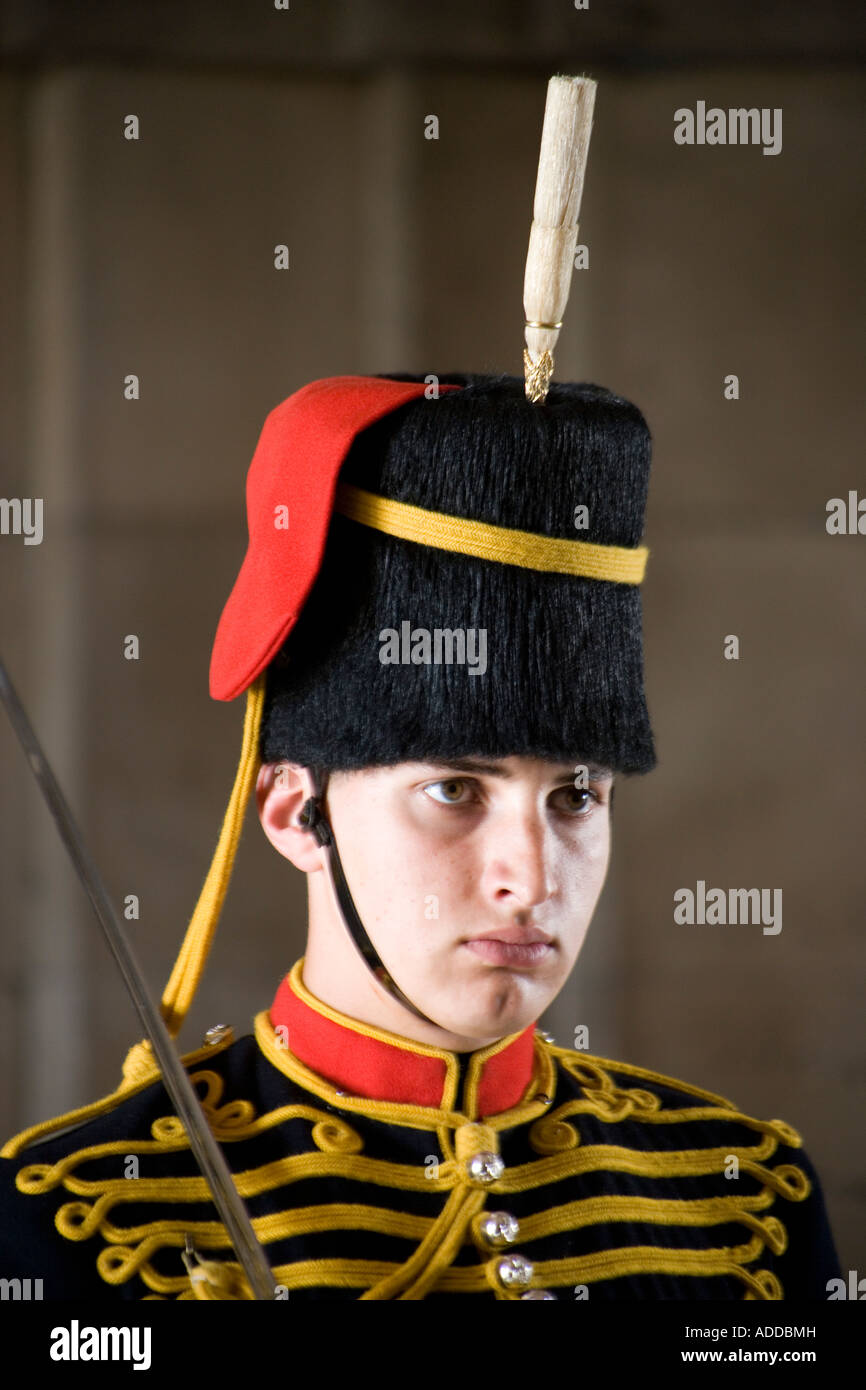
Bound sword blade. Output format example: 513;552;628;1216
0;655;276;1301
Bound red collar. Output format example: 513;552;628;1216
268;961;538;1117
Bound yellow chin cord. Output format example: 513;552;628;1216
151;676;265;1049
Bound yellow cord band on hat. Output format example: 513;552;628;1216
334;482;648;584
159;675;265;1039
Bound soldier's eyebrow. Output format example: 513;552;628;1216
426;758;614;783
577;764;614;783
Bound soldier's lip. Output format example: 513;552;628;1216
463;936;553;967
466;926;553;945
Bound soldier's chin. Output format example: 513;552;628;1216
425;974;548;1045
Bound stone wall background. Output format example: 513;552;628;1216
1;3;863;1272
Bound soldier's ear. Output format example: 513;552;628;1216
255;763;325;874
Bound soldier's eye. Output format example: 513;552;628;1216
424;779;470;804
553;786;597;815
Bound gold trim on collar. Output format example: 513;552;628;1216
255;1011;556;1133
261;956;553;1128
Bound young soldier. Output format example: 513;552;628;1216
0;372;841;1300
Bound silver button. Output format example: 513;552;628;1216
536;1029;556;1044
203;1024;232;1046
467;1152;505;1184
497;1253;534;1288
481;1211;520;1246
521;1289;556;1300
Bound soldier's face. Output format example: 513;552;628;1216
320;756;613;1045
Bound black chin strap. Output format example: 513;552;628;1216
298;769;437;1026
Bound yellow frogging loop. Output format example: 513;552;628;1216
360;1125;500;1300
157;675;266;1040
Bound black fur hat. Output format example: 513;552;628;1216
260;371;655;776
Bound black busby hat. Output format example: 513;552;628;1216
261;371;655;776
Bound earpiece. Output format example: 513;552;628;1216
297;796;331;847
